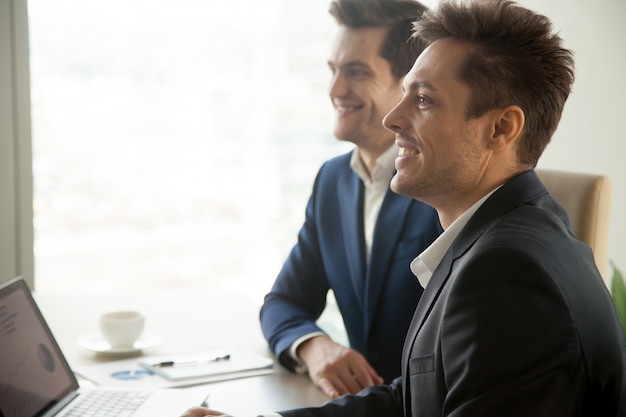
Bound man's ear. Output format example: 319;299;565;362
489;105;525;150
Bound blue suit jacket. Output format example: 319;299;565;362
279;170;626;417
260;150;442;382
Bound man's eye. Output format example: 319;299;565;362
417;95;432;106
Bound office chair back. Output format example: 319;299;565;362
536;169;612;281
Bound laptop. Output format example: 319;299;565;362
0;277;210;417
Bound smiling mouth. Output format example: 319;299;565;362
398;147;420;157
335;105;361;115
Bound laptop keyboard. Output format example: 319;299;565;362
63;390;153;417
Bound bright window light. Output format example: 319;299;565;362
29;0;351;299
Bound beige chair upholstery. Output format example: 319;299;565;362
536;169;612;281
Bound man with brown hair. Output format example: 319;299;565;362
184;0;625;415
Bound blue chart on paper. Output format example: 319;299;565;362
110;369;154;380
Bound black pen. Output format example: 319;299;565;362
151;353;231;368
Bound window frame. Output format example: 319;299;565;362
0;0;34;288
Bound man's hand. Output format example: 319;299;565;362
179;407;231;417
297;335;383;398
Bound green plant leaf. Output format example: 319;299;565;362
610;262;626;336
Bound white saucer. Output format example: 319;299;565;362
77;332;161;356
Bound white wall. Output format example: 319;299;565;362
519;0;626;273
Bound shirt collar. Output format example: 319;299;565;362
349;144;397;184
411;187;501;289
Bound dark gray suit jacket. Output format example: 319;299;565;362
281;170;626;417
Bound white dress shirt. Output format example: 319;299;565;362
410;188;499;288
286;145;398;372
350;144;398;261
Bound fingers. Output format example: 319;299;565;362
334;365;363;394
317;359;382;397
316;376;340;398
315;367;362;398
313;364;376;398
351;364;384;389
179;406;232;417
297;337;383;398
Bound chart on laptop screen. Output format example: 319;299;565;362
0;285;75;417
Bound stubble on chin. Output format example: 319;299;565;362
390;167;454;206
390;172;420;200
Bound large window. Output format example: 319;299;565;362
29;0;351;299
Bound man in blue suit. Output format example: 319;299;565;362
259;0;441;398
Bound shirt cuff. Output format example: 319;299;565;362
288;331;326;374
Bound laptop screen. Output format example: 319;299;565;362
0;277;79;417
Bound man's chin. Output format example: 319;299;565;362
333;130;356;143
390;175;411;197
391;174;431;204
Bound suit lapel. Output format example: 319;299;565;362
363;190;413;337
400;170;550;412
402;248;454;366
401;248;454;415
337;168;366;311
402;171;547;359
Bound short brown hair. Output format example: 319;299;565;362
329;0;429;80
413;0;575;166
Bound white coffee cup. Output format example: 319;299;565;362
99;311;145;348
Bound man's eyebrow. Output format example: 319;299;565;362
327;60;371;71
403;80;436;93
